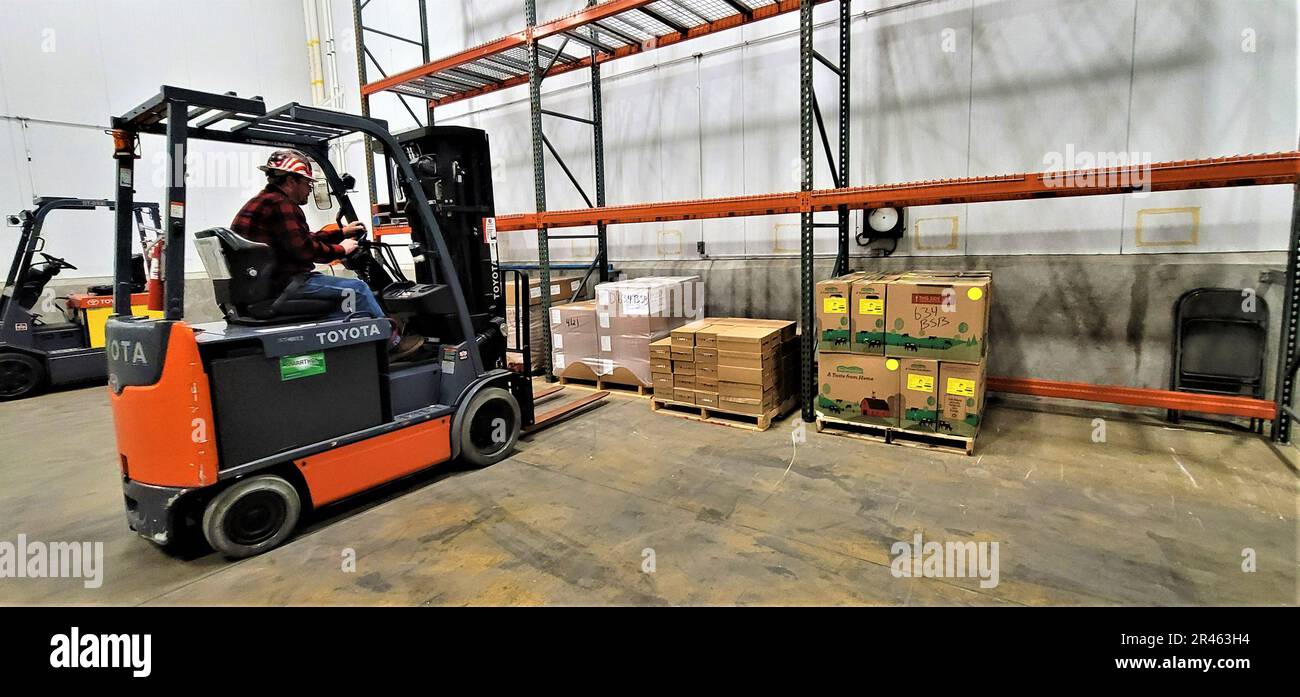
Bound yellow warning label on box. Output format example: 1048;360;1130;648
907;374;934;392
823;297;847;314
858;298;883;315
947;377;976;397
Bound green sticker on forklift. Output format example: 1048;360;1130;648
280;352;326;381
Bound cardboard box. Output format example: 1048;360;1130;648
696;375;718;392
605;313;676;340
596;276;704;320
673;388;697;404
899;358;940;432
695;325;721;348
719;381;772;400
715;324;784;355
696;363;718;378
696;391;719;408
815;354;900;427
589;276;707;387
850;273;892;355
652;372;674;393
552;329;598;360
717;349;781;370
703;317;797;342
672;361;696;376
650;357;672;374
671;319;714;347
649;337;672;360
695;347;718;364
717;365;778;389
671;346;695;362
548;300;599;359
674;374;697;389
885;272;990;363
938;361;986;437
507;274;586;306
815;274;861;353
549;299;597;329
718;387;779;414
505;304;546;371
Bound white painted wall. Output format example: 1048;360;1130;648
341;0;1298;265
0;0;318;278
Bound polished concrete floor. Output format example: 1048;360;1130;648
0;381;1295;606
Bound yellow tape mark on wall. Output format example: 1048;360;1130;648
1135;207;1200;248
913;216;960;251
773;223;799;254
656;229;682;257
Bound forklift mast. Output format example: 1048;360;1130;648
379;127;506;373
391;126;500;319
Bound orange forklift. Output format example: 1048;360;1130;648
105;87;602;558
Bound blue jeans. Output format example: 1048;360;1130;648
295;274;386;320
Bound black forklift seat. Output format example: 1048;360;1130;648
194;227;340;326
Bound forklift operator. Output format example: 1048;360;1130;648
232;149;405;348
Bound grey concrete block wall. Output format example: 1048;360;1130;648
613;252;1287;396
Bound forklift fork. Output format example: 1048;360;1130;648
503;269;607;434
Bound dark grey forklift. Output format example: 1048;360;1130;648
105;87;603;558
0;197;159;399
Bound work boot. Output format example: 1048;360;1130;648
385;317;427;361
389;333;426;361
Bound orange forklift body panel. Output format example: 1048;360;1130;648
295;416;453;506
109;323;220;488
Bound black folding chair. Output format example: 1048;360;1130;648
1168;288;1269;432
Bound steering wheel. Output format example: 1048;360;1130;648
320;219;368;265
336;211;368;240
39;253;77;270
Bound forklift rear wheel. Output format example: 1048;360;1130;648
201;475;302;559
459;386;521;468
0;352;44;400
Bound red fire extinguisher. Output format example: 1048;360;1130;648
146;238;165;312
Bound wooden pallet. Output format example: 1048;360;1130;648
651;395;797;432
816;416;976;455
558;375;653;397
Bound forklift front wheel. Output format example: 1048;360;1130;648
201;475;302;559
458;386;521;468
0;352;44;400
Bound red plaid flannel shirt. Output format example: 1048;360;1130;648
231;185;345;289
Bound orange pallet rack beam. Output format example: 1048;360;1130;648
371;152;1299;236
362;1;830;107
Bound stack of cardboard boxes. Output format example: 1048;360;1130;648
551;276;704;387
548;299;600;376
815;271;991;441
505;273;589;372
652;318;798;418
